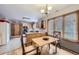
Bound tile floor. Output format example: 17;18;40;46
2;44;74;55
0;37;74;55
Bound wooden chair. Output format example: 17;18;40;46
20;35;38;55
20;27;38;55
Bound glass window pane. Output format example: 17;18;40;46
64;13;77;41
55;17;62;32
48;20;54;35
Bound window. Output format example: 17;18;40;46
55;17;62;32
48;20;54;35
64;13;78;41
47;12;78;42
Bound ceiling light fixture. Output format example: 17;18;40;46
40;4;52;16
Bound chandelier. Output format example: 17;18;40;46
40;4;52;16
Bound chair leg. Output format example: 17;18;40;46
40;46;43;54
48;44;50;50
57;43;61;48
53;43;58;54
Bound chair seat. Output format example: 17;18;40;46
24;45;37;54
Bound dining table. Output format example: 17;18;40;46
32;36;59;55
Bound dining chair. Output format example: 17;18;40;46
52;31;61;54
20;27;38;55
20;35;38;55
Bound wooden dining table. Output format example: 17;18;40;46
32;36;59;55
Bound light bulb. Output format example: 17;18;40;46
48;6;52;10
40;9;44;13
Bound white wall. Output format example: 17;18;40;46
23;22;32;29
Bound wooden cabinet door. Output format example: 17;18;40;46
11;23;22;36
14;24;20;35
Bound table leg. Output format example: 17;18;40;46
53;42;57;54
37;47;39;55
37;47;41;55
49;44;50;50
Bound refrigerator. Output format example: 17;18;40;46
0;20;10;45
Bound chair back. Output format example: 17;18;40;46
53;31;61;39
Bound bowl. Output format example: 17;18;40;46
43;38;49;41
